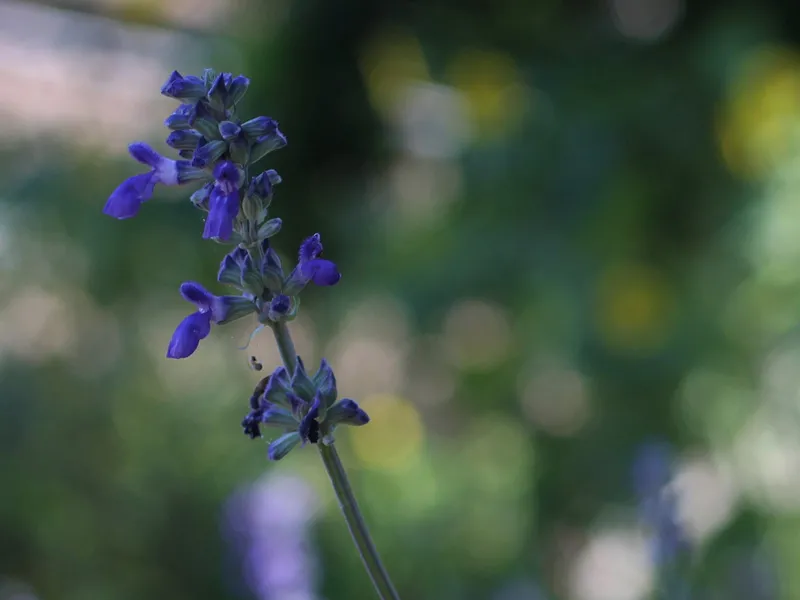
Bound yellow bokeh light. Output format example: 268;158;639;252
351;394;424;471
360;31;431;118
446;49;529;138
717;45;800;178
594;264;673;353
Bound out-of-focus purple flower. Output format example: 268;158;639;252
632;440;673;502
167;281;254;359
223;474;321;600
726;548;779;600
631;439;691;566
103;142;203;219
203;162;242;241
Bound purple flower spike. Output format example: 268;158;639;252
103;142;184;219
203;162;242;241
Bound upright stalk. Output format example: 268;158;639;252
318;443;401;600
270;322;401;600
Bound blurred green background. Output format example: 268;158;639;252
1;0;800;598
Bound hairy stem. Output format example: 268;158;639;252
270;322;400;600
318;443;401;600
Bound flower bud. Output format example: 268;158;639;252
217;247;247;287
241;191;261;222
242;116;278;140
219;121;242;142
201;68;218;88
313;359;338;408
248;171;273;210
267;431;301;461
164;104;194;130
207;73;228;111
326;399;370;426
249;131;287;164
263;367;293;410
191;140;227;168
240;253;265;296
161;71;206;100
257;218;282;241
290;357;316;402
261;246;284;293
166;129;203;150
227;75;250;107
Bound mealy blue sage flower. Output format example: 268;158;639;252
283;234;342;294
203;161;242;241
167;282;255;359
241;358;369;458
103;142;206;219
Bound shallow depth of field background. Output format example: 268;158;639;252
1;0;800;598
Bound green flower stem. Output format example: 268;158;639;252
270;322;401;600
318;442;401;600
271;321;298;376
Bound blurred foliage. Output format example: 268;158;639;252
3;0;800;598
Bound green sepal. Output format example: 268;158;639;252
193;116;222;141
267;431;301;461
313;358;338;409
202;69;217;88
240;254;264;296
249;133;287;164
229;138;249;165
215;296;257;325
262;406;299;429
290;356;316;403
263;367;293;410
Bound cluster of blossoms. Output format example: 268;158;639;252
103;69;369;460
